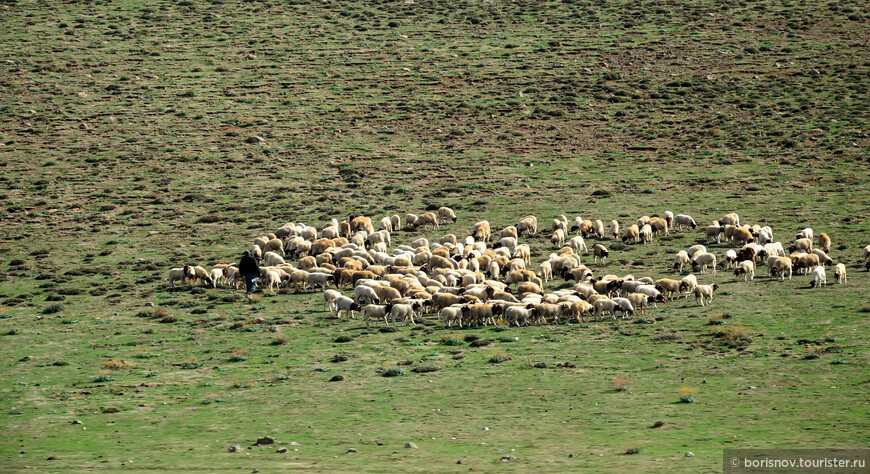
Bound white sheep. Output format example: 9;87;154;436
438;206;458;224
797;227;814;242
673;214;697;231
167;265;193;289
439;306;464;328
610;220;619;240
724;249;738;269
323;289;342;311
834;263;847;284
363;304;389;327
865;245;870;271
692;252;717;274
334;295;362;320
378;216;393;232
734;260;755;281
679;274;698;298
551;228;565;247
592;298;620;320
673;250;690;273
594;220;605;239
593;244;609;264
686;244;707;259
640;224;653;244
389;302;423;326
809;265;826;288
504;305;535;327
664;211;674;229
354;285;380;304
718;213;740;227
305;272;332;291
694;283;719;306
263;251;286;267
209;268;225;288
610;297;635;319
568;235;588;254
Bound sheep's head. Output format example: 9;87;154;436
712;283;719;291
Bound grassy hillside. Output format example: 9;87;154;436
0;0;868;470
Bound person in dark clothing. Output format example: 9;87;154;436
238;250;260;296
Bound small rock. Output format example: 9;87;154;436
748;385;757;390
569;453;575;458
276;448;288;453
405;442;417;449
289;442;300;446
71;420;82;425
501;455;516;462
228;445;242;453
145;302;154;307
346;448;358;454
456;460;462;464
256;436;275;445
246;136;265;144
254;317;266;324
686;452;694;457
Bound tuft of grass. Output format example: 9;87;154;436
270;335;287;345
488;353;510;364
679;386;696;403
334;335;353;343
42;304;64;314
229;349;249;362
412;365;441;373
612;376;631;392
381;366;407;377
103;359;132;370
441;336;463;346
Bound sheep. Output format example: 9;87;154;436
622;224;640;243
517;281;545;298
187;265;212;287
260;269;282;292
432;292;466;311
349;216;374;234
724;249;738;269
735;246;757;267
537;260;553;282
669;250;689;274
472;220;491;242
610;297;635;319
551;228;566;247
703;225;723;244
627;292;652;316
263;251;286;267
834;263;847;284
769;257;793;280
405;213;418;228
439;306;464;328
789;238;813;253
865;245;870;271
460;303;503;327
654;278;682;299
334;295;362;320
692;252;717;274
363;304;389;327
167;265;192;289
673;214;697;232
552;217;568;234
354;285;380;304
763;242;785;258
568;235;589;254
513;244;531;265
811;249;833;266
646;218;666;237
593;244;609;264
679;274;698;298
639;224;653;244
793;254;820;275
731;227;754;247
562;265;593;283
517;215;538;236
636;216;650;228
694;283;719;306
594;219;606;238
262;238;284;256
610;220;619;240
734;260;755;281
209;268;225;288
593;298;621;320
323;289;342;311
718;213;740;227
686;244;707;259
809;265;826;288
389;214;401;231
797;227;814;242
438;206;458;224
818;233;831;254
305;272;332;291
633;285;666;308
388;302;423;326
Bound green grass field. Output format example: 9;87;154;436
1;0;868;471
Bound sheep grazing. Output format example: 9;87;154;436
622;224;640;243
168;265;193;289
438;206;458;224
593;244;609;264
551;228;566;247
797;227;814;242
809;265;826;288
673;214;697;232
705;225;723;244
568;235;589;254
648;217;668;236
594;219;606;239
730;227;755;247
692;252;717;274
439;306;464;328
552;217;568;234
834;263;847;284
610;220;620;240
865;245;870;271
679;274;698;298
517;215;538;236
664;210;674;229
694;283;719;306
538;260;553;282
405;213;418;228
718;213;740;227
672;250;690;273
610;297;635;319
724;249;738;269
592;298;621;320
769;257;793;280
639;224;653;244
734;260;755;281
323;289;342;311
818;233;831;254
334;295;362;320
472;220;491;242
578;219;595;238
793;254;820;275
789;238;813;253
187;265;212;286
412;212;439;231
636;216;650;228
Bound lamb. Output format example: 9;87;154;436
664;211;674;229
353;285;380;304
260;269;282;292
567;235;589;255
673;214;697;232
622;224;640;243
818;233;831;254
305;272;332;291
564;300;594;323
679;274;698;298
731;227;755;247
724;249;738;269
705;225;723;244
718;213;740;227
834;263;847;284
551;228;565;247
472;220;491;242
793;254;820;274
593;244;609;264
686;245;707;259
611;297;635;319
594;219;606;238
610;220;620;240
789;238;813;253
592;298;621;320
672;250;691;273
438;206;458;224
439;306;464;328
639;224;653;244
654;278;682;299
323;289;342;311
209;268;225;288
538;260;553;282
517;215;538;236
694;283;719;306
387;302;423;326
809;265;826;288
734;260;755;281
811;249;833;266
513;244;531;265
263;251;286;267
363;304;389;327
627;293;652;316
552;217;568;234
633;285;666;308
797;227;814;242
769;257;793;280
334;295;362;320
692;252;717;274
167;265;193;289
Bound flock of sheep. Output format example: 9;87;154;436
167;207;865;328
